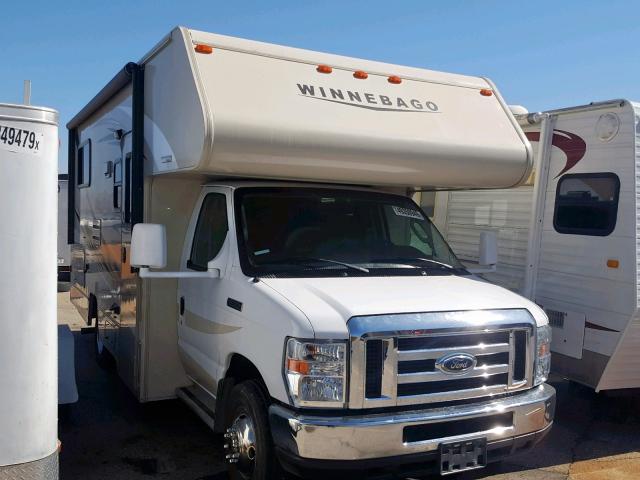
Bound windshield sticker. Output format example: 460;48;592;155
392;206;424;220
254;249;270;256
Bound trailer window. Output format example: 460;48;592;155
553;173;619;236
188;193;228;271
77;141;91;188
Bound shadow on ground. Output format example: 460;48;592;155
59;330;227;480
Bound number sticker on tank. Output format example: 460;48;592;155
0;124;43;155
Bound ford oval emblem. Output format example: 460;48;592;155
436;353;477;375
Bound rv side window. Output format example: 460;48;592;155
113;159;122;209
553;173;620;236
188;193;228;271
114;159;122;185
77;141;91;188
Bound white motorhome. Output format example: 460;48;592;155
67;27;555;478
432;100;640;392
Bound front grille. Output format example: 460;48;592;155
403;412;514;443
397;374;510;397
365;339;384;398
352;310;535;409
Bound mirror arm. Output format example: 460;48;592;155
466;264;497;274
138;267;220;279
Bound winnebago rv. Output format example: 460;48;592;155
433;99;640;392
0;103;59;478
67;27;555;478
58;174;71;282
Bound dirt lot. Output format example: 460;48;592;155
57;292;640;480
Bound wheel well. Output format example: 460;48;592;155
214;354;268;432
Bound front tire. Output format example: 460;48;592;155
224;380;279;480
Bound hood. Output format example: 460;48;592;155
261;274;547;338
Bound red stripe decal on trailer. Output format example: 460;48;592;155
525;129;587;178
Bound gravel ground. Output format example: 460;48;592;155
57;292;640;480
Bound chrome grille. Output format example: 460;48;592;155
348;310;536;409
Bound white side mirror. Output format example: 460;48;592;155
131;223;167;269
131;223;220;279
478;231;498;267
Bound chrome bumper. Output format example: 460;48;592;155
269;383;555;462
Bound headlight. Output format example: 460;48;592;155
534;324;552;385
284;338;347;408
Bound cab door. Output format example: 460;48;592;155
177;188;233;393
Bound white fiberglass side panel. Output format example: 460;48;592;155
183;28;531;189
0;104;58;466
596;102;640;390
535;104;637;328
139;176;203;401
529;102;637;389
143;30;207;174
597;320;640;389
439;187;533;292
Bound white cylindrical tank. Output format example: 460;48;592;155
0;103;59;478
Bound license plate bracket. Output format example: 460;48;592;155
439;437;487;475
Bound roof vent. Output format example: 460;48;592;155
508;105;529;116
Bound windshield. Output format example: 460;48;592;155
235;187;465;277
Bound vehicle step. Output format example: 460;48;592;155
176;385;216;430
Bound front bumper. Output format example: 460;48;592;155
269;383;555;472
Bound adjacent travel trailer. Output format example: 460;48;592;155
67;27;555;478
432;99;640;392
58;174;71;282
0;103;59;478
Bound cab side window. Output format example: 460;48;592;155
188;193;228;271
553;173;620;236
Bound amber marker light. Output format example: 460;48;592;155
194;44;213;54
388;75;402;84
353;70;368;79
316;64;332;74
607;259;620;268
286;358;311;375
480;89;493;96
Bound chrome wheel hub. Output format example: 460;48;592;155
224;413;257;474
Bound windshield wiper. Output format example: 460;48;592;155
267;257;370;273
370;257;456;270
314;257;370;273
413;257;456;270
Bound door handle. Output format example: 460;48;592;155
180;297;185;315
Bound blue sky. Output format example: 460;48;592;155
2;0;639;172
